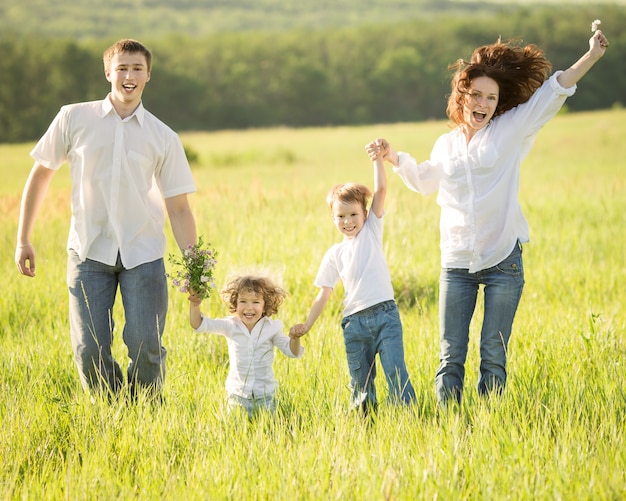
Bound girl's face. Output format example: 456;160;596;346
462;76;499;133
332;200;366;240
236;289;265;331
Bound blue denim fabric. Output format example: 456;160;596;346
341;300;415;410
436;241;525;404
228;394;276;419
67;251;168;395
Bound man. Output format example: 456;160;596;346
15;39;197;399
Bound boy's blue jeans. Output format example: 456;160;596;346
436;241;525;405
341;300;415;410
67;251;168;396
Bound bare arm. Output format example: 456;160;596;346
289;286;333;337
557;29;609;89
15;163;57;277
289;335;301;356
189;293;203;329
384;148;400;168
164;193;197;251
366;139;387;218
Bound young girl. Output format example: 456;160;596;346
189;275;303;417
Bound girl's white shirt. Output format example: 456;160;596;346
394;71;576;273
194;315;303;399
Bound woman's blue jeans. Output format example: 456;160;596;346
67;251;168;396
341;300;416;411
436;241;525;404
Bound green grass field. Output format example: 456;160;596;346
1;109;625;500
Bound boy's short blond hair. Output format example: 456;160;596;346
326;183;372;214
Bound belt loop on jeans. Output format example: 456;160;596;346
347;300;395;318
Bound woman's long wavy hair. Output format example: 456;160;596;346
446;39;552;126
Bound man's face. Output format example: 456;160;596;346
105;51;150;112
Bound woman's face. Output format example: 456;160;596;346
462;76;499;132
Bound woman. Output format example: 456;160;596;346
373;25;609;405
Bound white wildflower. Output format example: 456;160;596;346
591;19;601;32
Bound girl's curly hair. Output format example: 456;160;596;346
446;39;552;126
220;275;287;317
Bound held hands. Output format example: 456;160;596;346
289;323;309;339
365;138;398;166
365;138;389;161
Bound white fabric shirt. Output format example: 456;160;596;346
194;316;303;399
394;72;576;273
314;211;395;317
30;95;196;269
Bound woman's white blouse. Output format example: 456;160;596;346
394;71;576;272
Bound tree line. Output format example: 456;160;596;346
1;5;624;143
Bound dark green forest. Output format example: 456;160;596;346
0;0;624;143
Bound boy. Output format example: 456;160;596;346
15;39;198;399
290;140;415;414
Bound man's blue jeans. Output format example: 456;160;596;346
341;300;416;411
436;241;524;404
67;251;168;396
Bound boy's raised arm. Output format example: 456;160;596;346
365;139;387;218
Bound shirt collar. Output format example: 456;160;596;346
233;316;271;333
101;94;145;126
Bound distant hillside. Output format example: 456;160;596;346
1;0;623;142
1;0;618;40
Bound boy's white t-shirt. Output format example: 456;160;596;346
314;211;394;317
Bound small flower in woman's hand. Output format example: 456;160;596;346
591;19;601;32
166;236;218;300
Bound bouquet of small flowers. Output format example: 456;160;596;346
167;236;218;300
